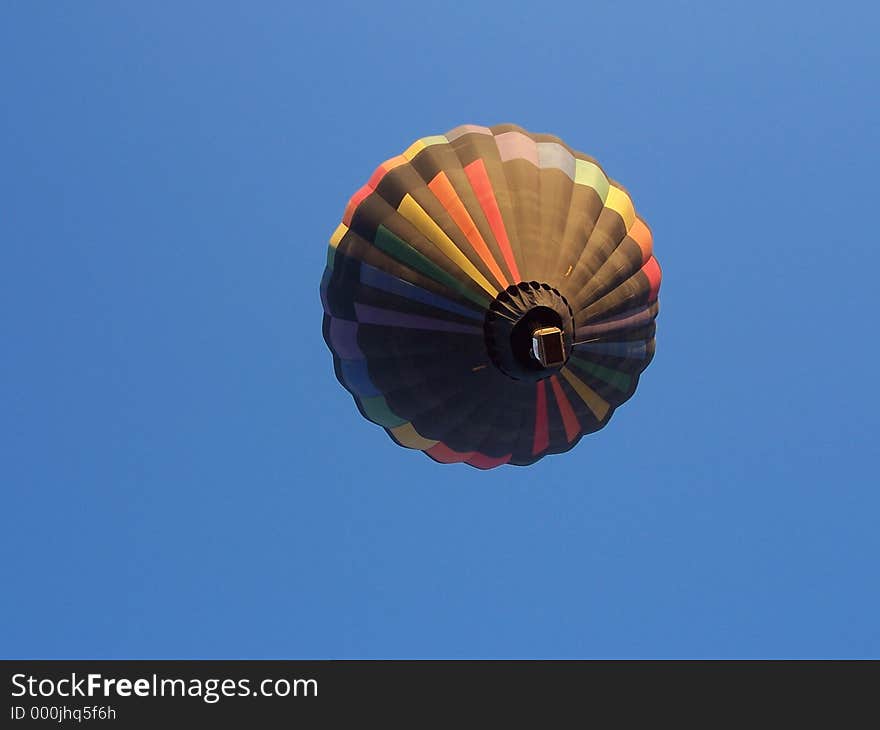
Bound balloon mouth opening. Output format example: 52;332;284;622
484;282;574;381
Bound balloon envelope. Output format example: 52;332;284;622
321;124;661;468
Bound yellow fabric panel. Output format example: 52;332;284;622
560;367;610;421
329;223;348;249
604;186;636;230
390;422;438;450
397;194;499;297
403;135;448;161
327;223;348;269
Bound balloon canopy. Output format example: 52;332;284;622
320;124;661;468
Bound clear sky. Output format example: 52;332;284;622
2;1;878;658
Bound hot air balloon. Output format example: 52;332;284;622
320;124;661;468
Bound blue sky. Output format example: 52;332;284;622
2;2;878;658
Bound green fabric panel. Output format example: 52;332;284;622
359;395;408;428
569;355;632;392
574;159;610;201
373;225;490;309
326;245;336;271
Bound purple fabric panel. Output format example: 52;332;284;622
537;142;576;179
445;124;492;141
328;318;363;359
576;305;654;338
354;303;483;335
495;131;539;165
573;340;648;359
